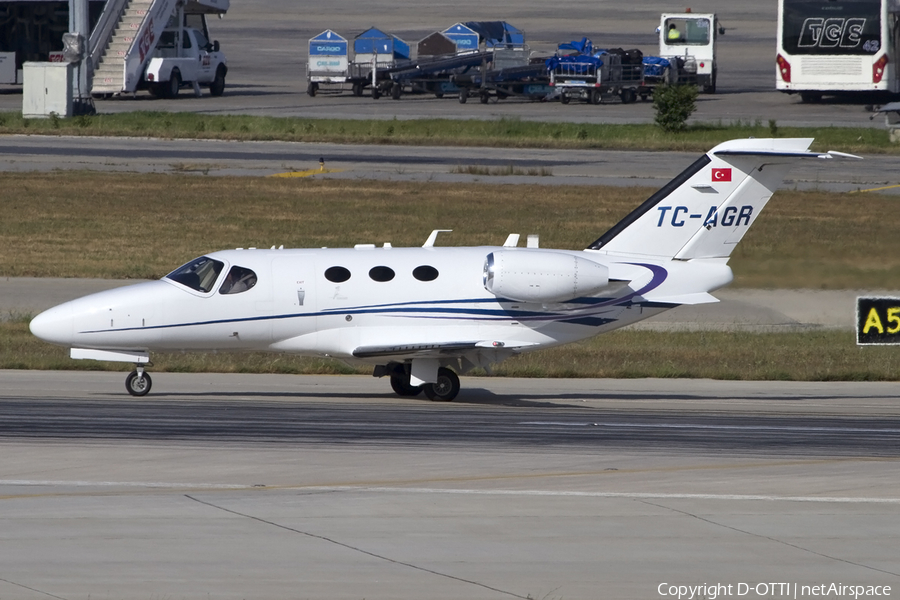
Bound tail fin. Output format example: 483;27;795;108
587;138;859;260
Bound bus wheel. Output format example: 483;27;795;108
799;91;822;103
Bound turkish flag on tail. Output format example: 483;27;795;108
711;168;732;182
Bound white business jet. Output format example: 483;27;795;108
29;138;857;400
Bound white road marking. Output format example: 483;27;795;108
3;481;898;504
317;487;900;504
0;479;247;489
521;421;900;433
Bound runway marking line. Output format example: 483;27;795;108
851;183;900;193
269;168;343;178
0;457;881;495
307;486;900;505
2;456;898;504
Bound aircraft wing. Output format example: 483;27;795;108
352;340;536;359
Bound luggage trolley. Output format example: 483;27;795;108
306;30;350;96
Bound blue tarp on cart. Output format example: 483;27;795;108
643;56;671;77
463;21;525;48
545;53;604;75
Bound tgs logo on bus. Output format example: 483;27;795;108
798;17;867;49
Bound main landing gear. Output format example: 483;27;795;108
384;363;460;402
125;366;152;396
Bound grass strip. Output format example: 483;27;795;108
0;111;895;154
2;173;899;288
2;317;895;381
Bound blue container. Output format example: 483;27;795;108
354;27;410;60
442;23;479;52
309;30;348;57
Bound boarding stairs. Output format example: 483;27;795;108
90;0;179;95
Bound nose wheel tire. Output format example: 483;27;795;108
423;367;460;402
126;370;152;396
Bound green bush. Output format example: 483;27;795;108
653;84;698;133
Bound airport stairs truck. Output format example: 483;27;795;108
90;0;228;97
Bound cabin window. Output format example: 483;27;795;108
413;265;439;281
219;266;258;295
325;266;351;283
166;256;224;293
369;266;395;282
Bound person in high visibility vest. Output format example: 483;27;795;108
667;23;682;42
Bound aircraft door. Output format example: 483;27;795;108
272;256;318;339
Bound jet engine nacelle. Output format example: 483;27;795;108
483;250;610;303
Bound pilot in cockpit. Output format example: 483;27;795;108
220;266;257;295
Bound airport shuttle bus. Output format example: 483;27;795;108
777;0;900;100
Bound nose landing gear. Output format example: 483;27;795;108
126;366;152;396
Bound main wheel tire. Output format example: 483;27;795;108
423;367;460;402
389;364;422;396
352;83;363;96
620;88;636;104
560;93;570;104
166;70;181;99
209;66;226;96
391;83;401;100
458;90;467;104
125;370;152;397
307;82;318;97
589;89;601;105
372;87;381;100
390;373;422;397
479;92;489;104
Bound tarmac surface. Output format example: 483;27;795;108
1;134;896;194
1;371;899;600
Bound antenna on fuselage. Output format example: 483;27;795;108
422;230;452;247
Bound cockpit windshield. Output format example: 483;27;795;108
219;266;258;295
165;256;224;293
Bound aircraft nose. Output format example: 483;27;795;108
30;303;74;346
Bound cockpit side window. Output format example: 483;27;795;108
219;265;258;295
166;256;224;293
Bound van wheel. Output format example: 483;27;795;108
209;66;226;96
165;70;181;99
